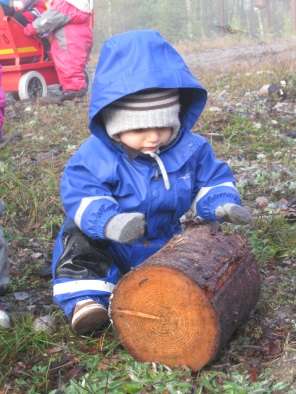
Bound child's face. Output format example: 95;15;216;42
118;127;172;153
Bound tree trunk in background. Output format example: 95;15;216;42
248;0;258;38
218;0;226;27
111;225;260;371
107;0;113;37
265;0;272;32
92;1;295;46
238;0;248;33
199;0;205;38
185;0;193;39
292;0;296;31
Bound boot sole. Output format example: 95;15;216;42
72;304;109;335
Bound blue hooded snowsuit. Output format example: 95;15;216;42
52;30;241;318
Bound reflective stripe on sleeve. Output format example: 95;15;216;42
53;279;115;296
192;182;237;214
74;196;117;229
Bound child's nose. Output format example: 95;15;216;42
146;129;161;141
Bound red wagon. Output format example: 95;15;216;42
0;6;59;100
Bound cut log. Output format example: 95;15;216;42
110;225;260;371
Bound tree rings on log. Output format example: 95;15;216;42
110;225;260;371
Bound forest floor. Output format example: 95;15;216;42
0;37;296;393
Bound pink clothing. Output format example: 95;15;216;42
0;67;5;136
24;0;93;92
50;0;93;91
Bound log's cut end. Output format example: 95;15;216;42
110;265;220;371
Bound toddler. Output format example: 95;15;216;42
51;30;251;335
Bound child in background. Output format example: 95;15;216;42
51;30;252;335
24;0;93;102
0;65;5;143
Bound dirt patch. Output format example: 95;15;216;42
182;38;296;72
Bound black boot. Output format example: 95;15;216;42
61;88;87;101
55;222;114;280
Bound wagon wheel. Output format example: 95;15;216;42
18;71;47;100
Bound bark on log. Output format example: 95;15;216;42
110;225;260;371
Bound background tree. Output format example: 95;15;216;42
92;0;296;51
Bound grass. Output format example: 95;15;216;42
0;314;62;392
0;56;296;392
250;216;296;262
1;316;291;393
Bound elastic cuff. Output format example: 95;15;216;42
79;203;120;240
196;188;241;222
97;210;119;239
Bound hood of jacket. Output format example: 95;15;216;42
89;30;207;145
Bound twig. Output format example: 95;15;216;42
49;359;77;372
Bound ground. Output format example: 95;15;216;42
0;38;296;393
182;37;296;72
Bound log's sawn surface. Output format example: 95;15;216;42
110;225;261;371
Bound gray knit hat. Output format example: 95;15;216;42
102;89;181;142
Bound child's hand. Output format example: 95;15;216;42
24;24;37;37
105;213;145;243
215;203;252;225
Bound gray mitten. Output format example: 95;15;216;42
105;212;145;243
215;203;252;225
